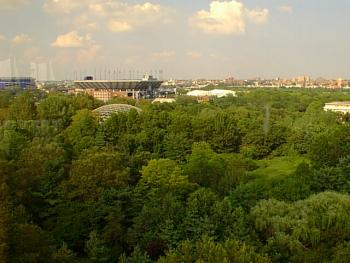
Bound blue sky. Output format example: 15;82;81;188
0;0;349;80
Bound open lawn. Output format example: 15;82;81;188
249;156;310;179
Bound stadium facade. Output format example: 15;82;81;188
74;75;163;102
0;77;36;89
0;57;36;89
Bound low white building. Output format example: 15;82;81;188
210;89;237;98
152;98;176;104
187;89;236;98
324;101;350;114
187;90;210;97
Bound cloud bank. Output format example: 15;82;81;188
44;0;172;33
12;34;33;45
51;31;92;48
0;0;30;9
279;5;293;14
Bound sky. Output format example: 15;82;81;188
0;0;349;80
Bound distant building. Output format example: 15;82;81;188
324;101;350;114
74;75;163;102
187;89;236;98
0;57;36;89
210;89;237;98
337;78;345;88
0;77;36;89
187;90;210;97
224;76;235;84
161;79;176;86
152;98;176;104
295;76;310;82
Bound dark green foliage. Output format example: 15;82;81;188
9;223;55;263
119;247;152;263
65;109;99;157
252;192;350;262
2;88;350;262
332;242;350;263
62;151;129;202
157;238;271;263
185;142;257;195
309;127;350;168
85;230;111;262
191;109;242;153
0;168;11;263
185;142;226;189
51;243;78;263
8;92;37;121
45;201;99;253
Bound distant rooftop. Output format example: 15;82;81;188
0;77;36;89
325;101;350;105
187;89;237;98
76;74;160;82
74;75;163;90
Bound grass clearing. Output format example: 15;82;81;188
249;156;310;180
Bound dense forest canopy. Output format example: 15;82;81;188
1;88;350;262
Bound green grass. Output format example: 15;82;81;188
249;156;310;180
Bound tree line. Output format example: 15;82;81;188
1;88;350;262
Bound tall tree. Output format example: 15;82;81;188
62;151;129;202
9;92;37;121
64;109;99;157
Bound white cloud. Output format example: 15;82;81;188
190;1;245;35
12;34;32;45
246;8;269;24
190;0;268;35
279;5;293;14
43;0;82;14
77;44;102;64
0;35;7;42
88;3;106;15
0;0;30;9
108;20;132;33
52;43;104;67
102;2;172;33
132;2;162;14
51;31;92;48
187;51;202;59
152;51;176;58
51;30;103;65
23;46;41;60
43;0;172;33
73;13;100;31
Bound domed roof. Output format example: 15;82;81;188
93;104;142;119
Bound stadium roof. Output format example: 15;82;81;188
93;104;142;120
74;79;163;90
0;77;36;89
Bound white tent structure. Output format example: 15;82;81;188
210;89;236;98
187;90;209;97
187;89;236;98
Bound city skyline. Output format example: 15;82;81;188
0;0;349;80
